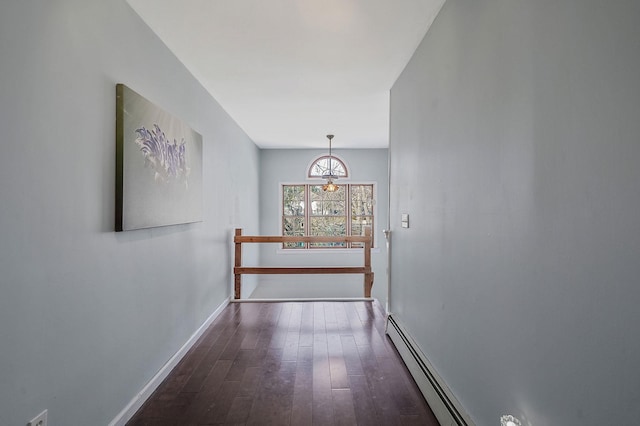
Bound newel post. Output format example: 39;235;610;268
364;226;374;298
234;228;242;299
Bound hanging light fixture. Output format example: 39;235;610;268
322;134;339;192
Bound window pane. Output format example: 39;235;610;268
351;185;373;216
310;185;345;216
312;200;345;216
283;217;305;248
283;185;305;216
351;185;374;247
310;216;346;248
351;217;374;248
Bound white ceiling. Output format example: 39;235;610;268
127;0;445;149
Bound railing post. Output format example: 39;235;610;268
364;226;373;298
234;228;242;299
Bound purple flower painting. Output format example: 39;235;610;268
134;124;190;188
116;84;203;231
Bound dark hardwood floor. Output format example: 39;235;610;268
127;301;439;425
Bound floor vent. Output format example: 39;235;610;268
386;314;474;426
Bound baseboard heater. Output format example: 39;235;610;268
386;314;474;426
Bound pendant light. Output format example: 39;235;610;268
322;134;339;192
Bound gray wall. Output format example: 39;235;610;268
257;149;389;301
389;0;640;425
0;1;259;425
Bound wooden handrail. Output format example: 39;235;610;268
233;227;374;299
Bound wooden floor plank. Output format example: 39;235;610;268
343;302;370;347
298;302;315;347
291;346;313;425
333;301;353;334
327;333;349;389
245;351;296;425
332;388;358;426
312;303;334;425
239;303;268;350
153;346;208;397
181;323;239;393
126;301;438;426
219;325;248;361
269;302;293;349
178;359;233;424
248;303;282;368
282;303;302;362
224;348;254;382
323;301;338;333
197;380;241;424
357;343;402;426
135;390;195;422
353;302;391;358
224;395;253;424
379;355;432;417
237;365;261;398
348;375;379;426
340;334;364;376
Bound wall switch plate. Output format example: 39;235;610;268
28;409;47;426
401;213;409;228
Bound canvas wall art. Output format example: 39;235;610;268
116;84;203;231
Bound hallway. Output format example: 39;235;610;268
127;301;438;425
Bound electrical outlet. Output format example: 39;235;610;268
27;409;47;426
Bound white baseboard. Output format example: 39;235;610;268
108;297;231;426
386;314;474;426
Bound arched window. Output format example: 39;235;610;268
308;155;348;179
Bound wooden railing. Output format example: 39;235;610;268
233;226;374;299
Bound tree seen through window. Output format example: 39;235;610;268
282;184;374;249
